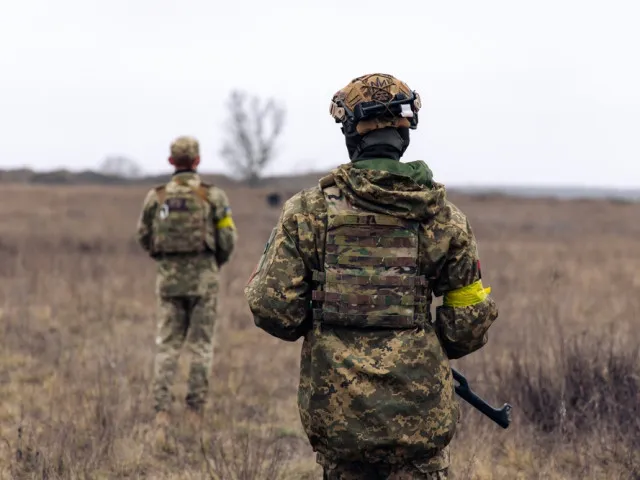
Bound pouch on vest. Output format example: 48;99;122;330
311;185;428;329
151;182;210;254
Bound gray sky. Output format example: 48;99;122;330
1;0;639;187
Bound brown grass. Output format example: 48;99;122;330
0;183;638;479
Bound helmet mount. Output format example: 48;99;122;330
330;73;422;137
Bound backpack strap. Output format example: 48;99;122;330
191;180;212;203
194;184;210;203
165;177;211;203
154;185;166;205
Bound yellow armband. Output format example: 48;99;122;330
216;216;235;229
443;280;491;308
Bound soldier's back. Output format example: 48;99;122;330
151;173;219;298
278;172;458;472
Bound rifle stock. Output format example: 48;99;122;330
451;367;512;429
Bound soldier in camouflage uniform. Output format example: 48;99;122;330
244;74;499;479
136;136;237;434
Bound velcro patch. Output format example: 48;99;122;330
165;198;189;211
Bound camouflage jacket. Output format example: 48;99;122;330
136;170;237;297
244;159;498;471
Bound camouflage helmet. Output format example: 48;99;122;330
170;135;200;161
329;73;421;136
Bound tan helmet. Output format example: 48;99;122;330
329;73;422;136
170;136;200;161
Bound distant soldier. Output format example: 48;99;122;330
245;74;499;479
136;136;237;439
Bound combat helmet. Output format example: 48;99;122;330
329;73;422;137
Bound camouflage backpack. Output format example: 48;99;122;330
311;183;429;328
151;178;211;255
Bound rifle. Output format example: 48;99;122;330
451;367;512;429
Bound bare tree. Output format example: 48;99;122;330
99;155;142;178
220;90;286;186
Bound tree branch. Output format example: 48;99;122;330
219;90;286;186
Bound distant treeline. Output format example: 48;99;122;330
0;168;230;186
0;168;324;191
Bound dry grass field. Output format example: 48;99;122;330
0;181;638;479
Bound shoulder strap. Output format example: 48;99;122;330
194;184;209;203
163;177;210;204
323;184;352;218
319;173;335;189
154;185;166;205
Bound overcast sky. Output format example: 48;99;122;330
1;0;638;187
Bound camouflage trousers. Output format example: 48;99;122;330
322;462;448;480
152;295;217;413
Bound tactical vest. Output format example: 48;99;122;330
312;183;428;329
151;177;212;255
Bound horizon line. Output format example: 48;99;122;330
1;165;639;192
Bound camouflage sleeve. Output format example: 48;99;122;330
432;207;498;360
244;197;313;342
209;187;237;266
135;189;158;255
